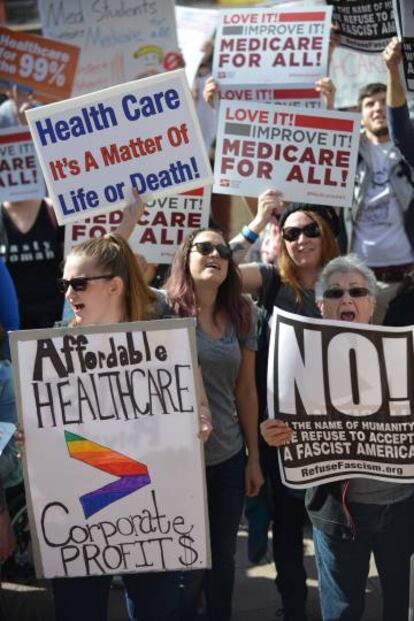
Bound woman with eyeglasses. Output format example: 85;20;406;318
164;228;264;621
230;198;340;621
51;232;211;621
262;253;414;621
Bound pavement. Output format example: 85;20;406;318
1;523;382;621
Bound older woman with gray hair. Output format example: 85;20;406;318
262;253;414;621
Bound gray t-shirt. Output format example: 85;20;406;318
199;299;257;467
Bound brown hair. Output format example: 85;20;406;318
67;234;155;322
278;211;339;304
357;82;386;110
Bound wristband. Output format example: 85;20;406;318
241;226;259;244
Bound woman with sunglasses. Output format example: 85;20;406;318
262;253;414;621
230;198;340;621
52;232;211;621
165;228;263;621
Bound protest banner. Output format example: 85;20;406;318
327;0;396;53
0;127;44;202
0;27;79;103
176;6;218;88
393;0;414;92
213;100;360;207
26;70;213;226
268;307;414;488
64;186;211;264
330;46;387;108
217;85;322;107
212;6;332;89
10;318;210;578
39;0;179;96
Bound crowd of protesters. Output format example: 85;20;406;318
0;3;414;621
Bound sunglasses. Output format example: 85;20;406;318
282;222;320;242
323;287;370;299
57;274;115;294
191;241;232;260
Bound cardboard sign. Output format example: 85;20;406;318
0;127;44;202
39;0;180;96
268;308;414;488
0;27;79;103
393;0;414;92
330;46;387;108
327;0;396;53
212;6;332;89
213;100;360;207
176;6;218;88
10;319;210;578
26;70;213;226
217;85;322;108
64;186;211;264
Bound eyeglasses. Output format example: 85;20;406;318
191;241;232;260
281;222;321;242
57;275;115;293
323;287;370;299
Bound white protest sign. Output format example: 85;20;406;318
217;85;322;108
327;0;396;53
64;186;211;264
268;308;414;488
0;127;44;202
39;0;180;96
11;319;210;578
330;46;387;109
26;70;213;226
176;6;218;88
213;100;360;207
212;6;332;88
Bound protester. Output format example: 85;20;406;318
49;231;210;621
165;228;263;621
262;253;414;621
339;80;414;323
230;198;339;621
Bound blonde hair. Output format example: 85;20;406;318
278;211;339;305
68;234;155;321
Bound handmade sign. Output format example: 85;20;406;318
10;318;210;578
0;127;44;202
268;308;414;488
213;100;360;207
176;5;218;88
64;186;211;263
26;70;213;225
0;27;79;102
39;0;179;95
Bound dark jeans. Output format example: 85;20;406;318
313;492;414;621
52;571;181;621
267;446;308;618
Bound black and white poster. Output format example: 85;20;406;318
268;308;414;488
393;0;414;92
328;0;396;53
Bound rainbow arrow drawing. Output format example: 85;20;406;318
64;431;151;519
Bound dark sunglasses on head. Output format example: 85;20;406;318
281;222;321;242
57;274;115;294
191;241;232;260
323;287;370;300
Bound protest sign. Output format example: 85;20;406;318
26;70;213;226
330;46;387;108
176;6;218;88
39;0;179;96
268;307;414;488
0;27;79;103
217;85;322;107
10;318;210;578
327;0;396;53
212;6;332;89
0;127;44;202
393;0;414;92
64;186;211;264
213;100;360;207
